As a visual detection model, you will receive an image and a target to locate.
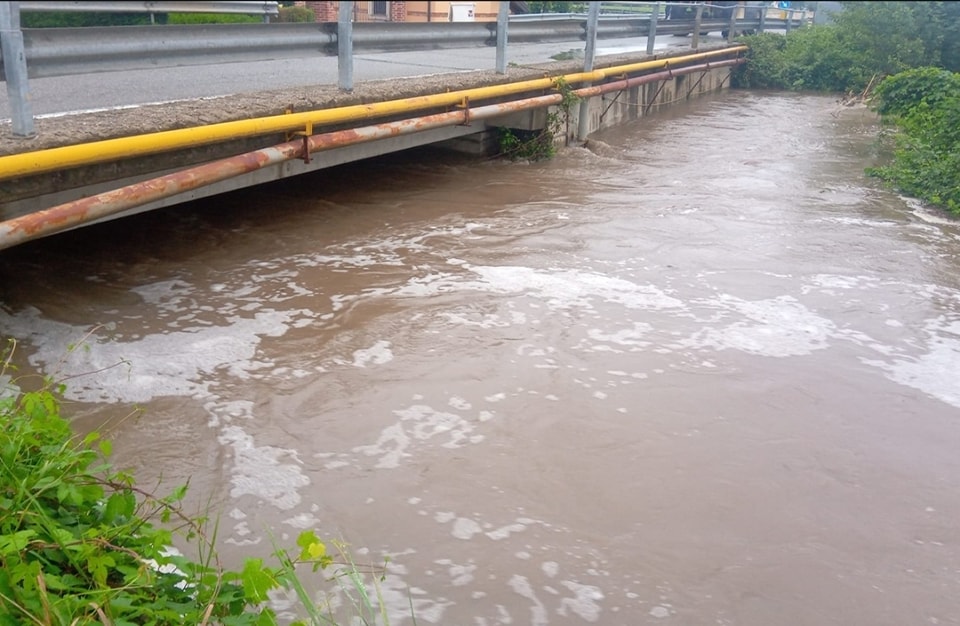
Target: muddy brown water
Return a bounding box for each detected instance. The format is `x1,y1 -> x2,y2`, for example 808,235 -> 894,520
2,90 -> 960,625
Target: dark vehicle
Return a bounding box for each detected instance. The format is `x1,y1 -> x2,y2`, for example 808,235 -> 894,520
666,1 -> 763,37
665,0 -> 737,21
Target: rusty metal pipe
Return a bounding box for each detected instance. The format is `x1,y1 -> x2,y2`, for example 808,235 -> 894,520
0,58 -> 743,251
0,46 -> 747,183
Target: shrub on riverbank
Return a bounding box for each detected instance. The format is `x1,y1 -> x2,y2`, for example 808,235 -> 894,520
867,68 -> 960,214
0,348 -> 389,625
732,1 -> 960,91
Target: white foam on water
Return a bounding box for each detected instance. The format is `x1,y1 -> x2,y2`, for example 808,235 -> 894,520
817,216 -> 901,229
558,580 -> 604,622
541,561 -> 559,578
679,295 -> 835,357
485,522 -> 528,541
283,512 -> 321,529
452,517 -> 483,540
586,323 -> 654,349
863,316 -> 960,409
434,559 -> 477,586
352,340 -> 394,368
0,298 -> 317,526
469,266 -> 684,312
369,561 -> 455,625
373,264 -> 682,315
806,274 -> 877,291
217,424 -> 308,510
439,311 -> 512,329
351,404 -> 483,469
907,197 -> 960,228
0,374 -> 18,404
0,306 -> 297,403
508,575 -> 548,626
449,396 -> 472,410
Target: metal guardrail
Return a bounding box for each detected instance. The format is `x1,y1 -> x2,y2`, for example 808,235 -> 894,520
4,16 -> 792,79
0,0 -> 807,137
17,1 -> 279,16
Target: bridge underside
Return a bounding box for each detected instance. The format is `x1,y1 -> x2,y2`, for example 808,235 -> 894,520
2,123 -> 491,230
0,46 -> 740,248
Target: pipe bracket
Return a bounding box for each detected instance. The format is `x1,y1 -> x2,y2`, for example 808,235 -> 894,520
456,96 -> 471,126
291,121 -> 314,163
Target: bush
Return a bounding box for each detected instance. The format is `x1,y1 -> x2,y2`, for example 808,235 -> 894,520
21,11 -> 156,27
868,68 -> 960,214
277,6 -> 316,23
870,66 -> 960,116
731,33 -> 786,89
777,25 -> 867,91
734,2 -> 958,93
167,13 -> 262,24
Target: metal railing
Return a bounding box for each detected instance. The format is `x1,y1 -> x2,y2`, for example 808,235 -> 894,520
18,1 -> 279,18
0,1 -> 808,138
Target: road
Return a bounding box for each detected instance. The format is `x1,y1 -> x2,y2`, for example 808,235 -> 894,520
1,33 -> 723,120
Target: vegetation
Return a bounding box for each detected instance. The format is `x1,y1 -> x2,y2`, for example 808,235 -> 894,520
732,1 -> 960,214
526,2 -> 587,13
868,68 -> 960,213
498,78 -> 580,161
0,341 -> 394,625
166,14 -> 262,25
21,11 -> 262,27
733,2 -> 959,92
277,7 -> 317,24
21,12 -> 157,27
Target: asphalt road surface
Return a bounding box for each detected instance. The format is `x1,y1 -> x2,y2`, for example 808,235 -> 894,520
1,34 -> 720,120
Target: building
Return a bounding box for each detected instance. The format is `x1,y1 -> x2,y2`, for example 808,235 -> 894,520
295,2 -> 514,23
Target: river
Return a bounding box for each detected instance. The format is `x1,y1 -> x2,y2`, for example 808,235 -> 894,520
2,90 -> 959,625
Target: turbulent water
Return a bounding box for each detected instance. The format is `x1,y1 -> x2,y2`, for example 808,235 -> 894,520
2,90 -> 960,625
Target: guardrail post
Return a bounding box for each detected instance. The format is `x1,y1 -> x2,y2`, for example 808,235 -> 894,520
577,2 -> 600,142
0,1 -> 35,138
338,0 -> 354,92
785,8 -> 793,32
691,1 -> 704,49
758,5 -> 767,32
726,2 -> 738,42
582,1 -> 599,72
646,2 -> 659,55
495,1 -> 509,74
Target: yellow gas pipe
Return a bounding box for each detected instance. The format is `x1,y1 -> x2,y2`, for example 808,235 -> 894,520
0,47 -> 745,182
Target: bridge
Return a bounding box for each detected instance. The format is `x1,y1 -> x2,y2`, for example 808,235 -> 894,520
0,2 -> 808,251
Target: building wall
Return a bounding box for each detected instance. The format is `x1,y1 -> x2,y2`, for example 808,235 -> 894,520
405,2 -> 502,22
295,1 -> 502,23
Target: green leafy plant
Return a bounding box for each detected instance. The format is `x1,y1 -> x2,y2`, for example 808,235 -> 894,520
867,68 -> 960,214
166,13 -> 262,24
870,66 -> 960,116
733,1 -> 960,92
498,77 -> 580,161
277,7 -> 316,23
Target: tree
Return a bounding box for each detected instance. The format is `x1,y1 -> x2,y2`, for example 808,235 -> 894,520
527,1 -> 587,13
